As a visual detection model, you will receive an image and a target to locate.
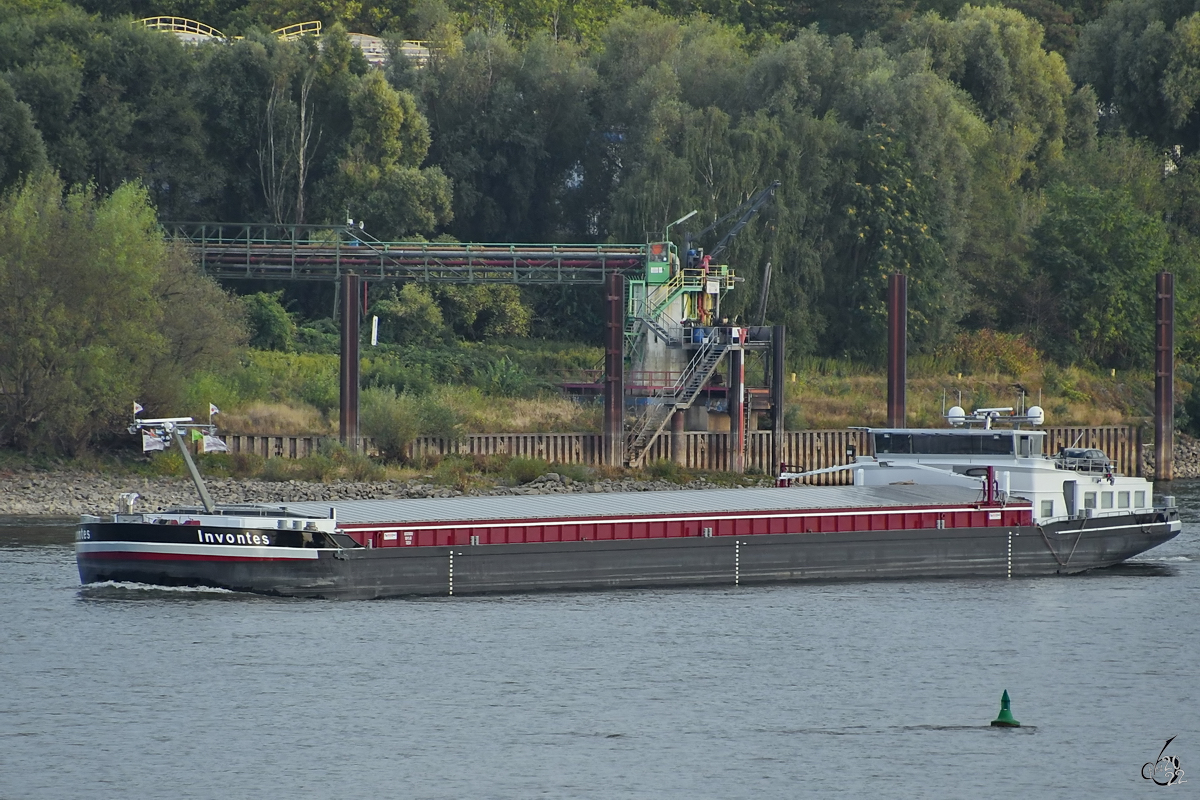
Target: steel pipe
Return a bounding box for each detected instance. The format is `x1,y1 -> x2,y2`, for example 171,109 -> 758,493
887,274 -> 907,428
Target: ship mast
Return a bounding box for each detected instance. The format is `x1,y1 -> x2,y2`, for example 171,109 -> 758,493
131,416 -> 217,513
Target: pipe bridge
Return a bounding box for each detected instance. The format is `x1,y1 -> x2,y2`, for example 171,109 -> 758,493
165,223 -> 648,285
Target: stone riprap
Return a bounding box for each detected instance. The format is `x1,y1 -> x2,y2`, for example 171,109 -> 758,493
0,471 -> 765,517
7,434 -> 1198,518
1142,435 -> 1200,479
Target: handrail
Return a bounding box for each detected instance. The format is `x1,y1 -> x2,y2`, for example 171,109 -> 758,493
138,16 -> 225,38
274,21 -> 322,40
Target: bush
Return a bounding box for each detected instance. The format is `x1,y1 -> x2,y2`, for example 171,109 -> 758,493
431,454 -> 478,490
551,462 -> 591,482
229,452 -> 264,478
294,453 -> 337,482
504,457 -> 548,484
373,284 -> 446,345
363,358 -> 435,396
415,395 -> 463,441
940,330 -> 1040,376
298,370 -> 340,414
646,459 -> 682,482
260,457 -> 294,482
360,386 -> 419,462
150,448 -> 186,476
242,291 -> 296,351
476,355 -> 542,397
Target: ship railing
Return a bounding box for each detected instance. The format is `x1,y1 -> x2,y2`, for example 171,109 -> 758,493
1053,458 -> 1113,475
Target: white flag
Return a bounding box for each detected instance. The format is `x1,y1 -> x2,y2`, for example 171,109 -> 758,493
209,403 -> 220,417
202,435 -> 228,453
142,432 -> 165,452
133,401 -> 144,415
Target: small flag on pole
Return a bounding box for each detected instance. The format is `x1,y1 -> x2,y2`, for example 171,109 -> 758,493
209,403 -> 220,418
133,401 -> 144,415
190,428 -> 203,443
141,432 -> 165,452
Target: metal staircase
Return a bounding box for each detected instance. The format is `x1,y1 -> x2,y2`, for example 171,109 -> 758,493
626,335 -> 729,466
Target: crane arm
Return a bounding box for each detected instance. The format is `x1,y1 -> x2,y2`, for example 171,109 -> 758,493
685,180 -> 779,262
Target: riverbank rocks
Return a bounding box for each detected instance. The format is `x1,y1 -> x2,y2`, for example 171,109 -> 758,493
0,469 -> 772,517
1142,434 -> 1200,479
8,434 -> 1197,518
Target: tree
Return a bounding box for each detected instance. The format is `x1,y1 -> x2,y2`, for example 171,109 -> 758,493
896,6 -> 1078,185
0,9 -> 210,215
0,175 -> 246,453
1069,0 -> 1200,151
1030,183 -> 1167,367
0,78 -> 46,193
416,29 -> 595,242
373,283 -> 446,344
316,68 -> 452,237
242,290 -> 296,349
433,284 -> 532,339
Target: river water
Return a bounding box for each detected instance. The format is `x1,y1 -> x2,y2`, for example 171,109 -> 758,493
2,485 -> 1198,799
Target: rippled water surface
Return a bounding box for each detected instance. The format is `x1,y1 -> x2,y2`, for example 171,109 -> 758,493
2,485 -> 1199,799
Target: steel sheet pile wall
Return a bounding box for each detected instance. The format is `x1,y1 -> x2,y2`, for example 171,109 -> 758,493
1041,426 -> 1142,477
779,430 -> 872,485
220,426 -> 1140,476
414,433 -> 603,464
223,435 -> 323,459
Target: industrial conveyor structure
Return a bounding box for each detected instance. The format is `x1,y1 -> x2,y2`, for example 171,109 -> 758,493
165,223 -> 646,284
168,191 -> 785,470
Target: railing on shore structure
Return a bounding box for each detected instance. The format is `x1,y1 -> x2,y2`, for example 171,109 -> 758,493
217,426 -> 1144,483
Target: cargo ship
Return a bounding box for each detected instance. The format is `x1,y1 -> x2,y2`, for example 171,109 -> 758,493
75,408 -> 1180,598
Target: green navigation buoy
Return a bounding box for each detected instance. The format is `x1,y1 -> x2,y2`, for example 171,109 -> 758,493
990,689 -> 1020,727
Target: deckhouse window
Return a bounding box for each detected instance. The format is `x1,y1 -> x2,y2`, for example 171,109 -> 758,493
873,432 -> 1015,455
1083,492 -> 1097,509
1118,491 -> 1130,509
1040,499 -> 1054,517
1101,492 -> 1113,509
1135,491 -> 1146,508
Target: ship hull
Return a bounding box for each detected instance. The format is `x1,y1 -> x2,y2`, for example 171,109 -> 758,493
76,513 -> 1180,599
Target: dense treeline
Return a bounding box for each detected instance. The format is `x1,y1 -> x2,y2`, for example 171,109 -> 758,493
3,0 -> 1200,392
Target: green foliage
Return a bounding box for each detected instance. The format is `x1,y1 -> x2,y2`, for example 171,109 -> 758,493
372,283 -> 445,345
7,0 -> 1200,396
150,447 -> 186,476
364,356 -> 436,395
242,291 -> 296,351
433,284 -> 532,340
359,384 -> 418,461
940,330 -> 1042,376
503,455 -> 549,483
0,78 -> 45,193
0,174 -> 243,454
1031,183 -> 1167,367
645,458 -> 682,482
1072,1 -> 1197,146
477,355 -> 542,396
415,395 -> 463,440
316,68 -> 453,238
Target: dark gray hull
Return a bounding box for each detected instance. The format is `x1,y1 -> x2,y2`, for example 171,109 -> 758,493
77,515 -> 1180,599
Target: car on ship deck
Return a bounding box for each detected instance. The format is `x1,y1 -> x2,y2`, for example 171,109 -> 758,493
1054,447 -> 1113,474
